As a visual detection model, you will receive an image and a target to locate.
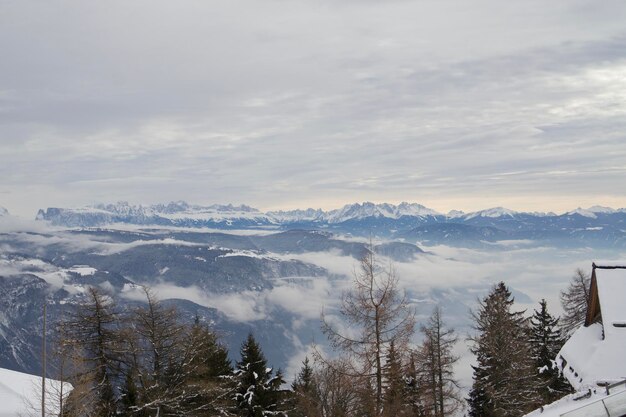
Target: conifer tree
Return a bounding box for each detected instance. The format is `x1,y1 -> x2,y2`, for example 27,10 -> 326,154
290,357 -> 318,417
382,341 -> 405,417
468,282 -> 541,417
234,333 -> 286,417
404,353 -> 426,417
529,299 -> 571,402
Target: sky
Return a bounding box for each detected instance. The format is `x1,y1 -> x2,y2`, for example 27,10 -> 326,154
1,0 -> 626,217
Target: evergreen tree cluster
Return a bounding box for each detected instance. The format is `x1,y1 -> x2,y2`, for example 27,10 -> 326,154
467,282 -> 571,417
55,287 -> 287,417
44,263 -> 582,417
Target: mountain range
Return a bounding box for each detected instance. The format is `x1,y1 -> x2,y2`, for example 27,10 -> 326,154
34,201 -> 626,248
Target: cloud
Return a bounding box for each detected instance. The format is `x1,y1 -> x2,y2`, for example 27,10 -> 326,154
122,283 -> 268,322
1,1 -> 626,216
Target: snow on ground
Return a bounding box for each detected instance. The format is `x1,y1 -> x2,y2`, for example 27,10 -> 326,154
68,265 -> 97,276
0,367 -> 71,417
217,249 -> 273,259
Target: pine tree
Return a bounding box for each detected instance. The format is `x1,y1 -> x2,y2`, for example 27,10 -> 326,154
382,341 -> 405,417
189,317 -> 233,381
466,365 -> 492,417
468,282 -> 541,417
401,353 -> 425,417
529,299 -> 571,402
290,357 -> 318,417
183,318 -> 236,416
234,333 -> 286,417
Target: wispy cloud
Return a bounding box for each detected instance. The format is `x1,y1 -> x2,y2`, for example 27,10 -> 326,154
1,1 -> 625,215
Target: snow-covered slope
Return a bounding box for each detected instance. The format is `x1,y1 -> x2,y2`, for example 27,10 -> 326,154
0,367 -> 71,417
462,207 -> 519,219
267,208 -> 325,223
34,202 -> 626,248
324,202 -> 441,223
566,207 -> 598,218
37,201 -> 276,228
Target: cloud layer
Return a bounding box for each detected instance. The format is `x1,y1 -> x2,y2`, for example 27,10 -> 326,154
1,1 -> 626,216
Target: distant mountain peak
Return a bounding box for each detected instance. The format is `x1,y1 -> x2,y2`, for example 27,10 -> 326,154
566,208 -> 598,219
463,207 -> 518,219
587,205 -> 616,214
34,201 -> 626,231
325,202 -> 441,223
447,210 -> 465,218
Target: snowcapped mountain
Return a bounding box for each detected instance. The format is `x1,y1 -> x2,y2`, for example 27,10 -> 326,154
587,205 -> 617,214
324,202 -> 441,223
566,207 -> 599,218
267,208 -> 326,223
269,202 -> 441,224
446,210 -> 465,218
37,201 -> 275,228
462,207 -> 519,220
37,201 -> 444,229
34,202 -> 626,248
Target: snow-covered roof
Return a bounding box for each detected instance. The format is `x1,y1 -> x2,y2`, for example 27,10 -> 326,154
593,264 -> 626,338
524,383 -> 626,417
556,262 -> 626,391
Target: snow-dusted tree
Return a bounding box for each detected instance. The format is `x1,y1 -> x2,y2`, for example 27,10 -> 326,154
62,287 -> 123,417
234,333 -> 286,417
178,318 -> 236,416
417,306 -> 462,417
468,282 -> 541,417
321,246 -> 415,415
404,353 -> 427,417
529,299 -> 571,402
559,268 -> 591,336
127,289 -> 235,416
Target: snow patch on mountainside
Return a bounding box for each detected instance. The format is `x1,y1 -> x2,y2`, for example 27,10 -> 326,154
463,207 -> 518,219
68,265 -> 97,276
566,207 -> 598,218
35,201 -> 626,233
267,208 -> 325,223
325,202 -> 441,223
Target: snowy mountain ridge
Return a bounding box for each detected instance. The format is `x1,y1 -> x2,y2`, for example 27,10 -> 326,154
35,201 -> 626,249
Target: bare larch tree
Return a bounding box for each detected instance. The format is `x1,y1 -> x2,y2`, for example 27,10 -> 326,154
321,245 -> 415,416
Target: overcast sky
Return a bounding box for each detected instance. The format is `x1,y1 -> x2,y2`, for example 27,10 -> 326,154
1,0 -> 626,217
